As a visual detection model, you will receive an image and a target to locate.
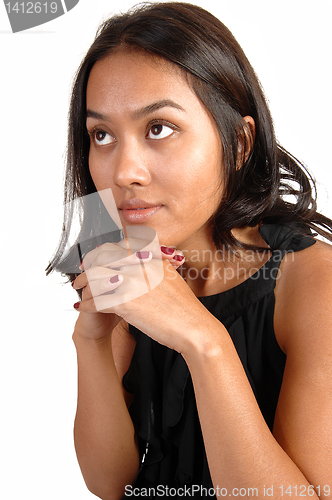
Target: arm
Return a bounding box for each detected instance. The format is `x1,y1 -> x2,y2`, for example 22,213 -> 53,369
71,243 -> 182,499
273,242 -> 332,493
181,242 -> 332,498
73,317 -> 139,500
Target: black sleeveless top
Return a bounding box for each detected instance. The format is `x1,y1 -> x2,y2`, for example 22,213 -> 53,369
123,224 -> 315,497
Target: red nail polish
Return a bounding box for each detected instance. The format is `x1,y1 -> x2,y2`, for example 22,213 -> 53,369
161,246 -> 175,255
110,275 -> 120,284
174,254 -> 185,262
73,302 -> 80,310
136,251 -> 150,259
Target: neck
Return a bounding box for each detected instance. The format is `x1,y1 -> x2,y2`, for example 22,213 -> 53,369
177,226 -> 271,297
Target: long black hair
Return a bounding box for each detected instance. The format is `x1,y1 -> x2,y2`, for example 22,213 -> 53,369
46,1 -> 332,277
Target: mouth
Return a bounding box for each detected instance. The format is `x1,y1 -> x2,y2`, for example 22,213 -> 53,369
118,198 -> 163,223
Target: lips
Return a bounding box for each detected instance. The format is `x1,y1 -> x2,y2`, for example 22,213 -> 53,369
118,198 -> 163,223
119,198 -> 160,210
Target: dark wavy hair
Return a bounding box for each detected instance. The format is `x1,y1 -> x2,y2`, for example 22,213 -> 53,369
46,1 -> 332,277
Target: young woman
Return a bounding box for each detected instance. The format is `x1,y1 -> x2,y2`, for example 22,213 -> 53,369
47,2 -> 332,499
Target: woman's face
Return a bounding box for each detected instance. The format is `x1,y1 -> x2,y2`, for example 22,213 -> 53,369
86,50 -> 223,249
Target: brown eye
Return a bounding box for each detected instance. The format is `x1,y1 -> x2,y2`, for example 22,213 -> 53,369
151,125 -> 163,136
147,124 -> 174,140
92,129 -> 114,146
96,131 -> 106,141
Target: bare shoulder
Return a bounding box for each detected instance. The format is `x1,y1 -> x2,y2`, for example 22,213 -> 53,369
274,238 -> 332,353
276,238 -> 332,291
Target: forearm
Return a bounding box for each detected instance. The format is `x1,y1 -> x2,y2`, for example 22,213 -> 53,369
73,331 -> 139,500
182,319 -> 318,499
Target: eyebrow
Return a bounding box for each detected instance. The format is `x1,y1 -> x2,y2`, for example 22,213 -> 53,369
86,99 -> 186,122
86,110 -> 107,120
132,99 -> 186,119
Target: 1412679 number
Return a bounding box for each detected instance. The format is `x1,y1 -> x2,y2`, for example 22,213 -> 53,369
5,2 -> 58,14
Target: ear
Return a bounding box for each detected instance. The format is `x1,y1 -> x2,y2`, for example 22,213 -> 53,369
236,116 -> 256,170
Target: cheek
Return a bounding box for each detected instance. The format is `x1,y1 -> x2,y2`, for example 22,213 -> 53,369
174,136 -> 223,191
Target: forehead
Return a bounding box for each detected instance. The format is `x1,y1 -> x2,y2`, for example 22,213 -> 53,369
86,50 -> 199,113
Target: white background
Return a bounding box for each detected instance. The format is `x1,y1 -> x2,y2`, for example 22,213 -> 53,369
1,1 -> 331,498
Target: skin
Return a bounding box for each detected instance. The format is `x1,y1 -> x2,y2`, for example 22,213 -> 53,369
72,50 -> 332,499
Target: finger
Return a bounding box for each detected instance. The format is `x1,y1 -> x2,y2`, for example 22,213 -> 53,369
103,250 -> 153,269
73,293 -> 118,314
170,250 -> 185,269
81,274 -> 123,301
160,246 -> 176,259
72,271 -> 89,290
81,248 -> 153,271
74,297 -> 97,313
172,250 -> 185,261
160,246 -> 185,269
80,237 -> 157,270
109,237 -> 164,261
80,243 -> 127,270
73,266 -> 122,290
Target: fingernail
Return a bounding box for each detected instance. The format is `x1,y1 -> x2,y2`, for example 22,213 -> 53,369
136,251 -> 150,259
71,280 -> 75,288
96,244 -> 102,248
161,246 -> 175,255
79,261 -> 84,270
73,302 -> 80,310
173,254 -> 185,262
110,275 -> 120,284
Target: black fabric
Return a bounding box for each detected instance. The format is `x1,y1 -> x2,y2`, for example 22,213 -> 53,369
122,224 -> 316,497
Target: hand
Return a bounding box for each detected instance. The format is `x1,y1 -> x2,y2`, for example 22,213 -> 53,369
79,242 -> 185,272
79,224 -> 185,271
72,236 -> 185,342
73,246 -> 214,354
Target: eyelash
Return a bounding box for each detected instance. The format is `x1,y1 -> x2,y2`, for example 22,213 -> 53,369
87,118 -> 179,146
87,127 -> 114,145
147,119 -> 179,136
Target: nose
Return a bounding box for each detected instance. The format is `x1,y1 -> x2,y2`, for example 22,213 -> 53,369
113,139 -> 151,188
